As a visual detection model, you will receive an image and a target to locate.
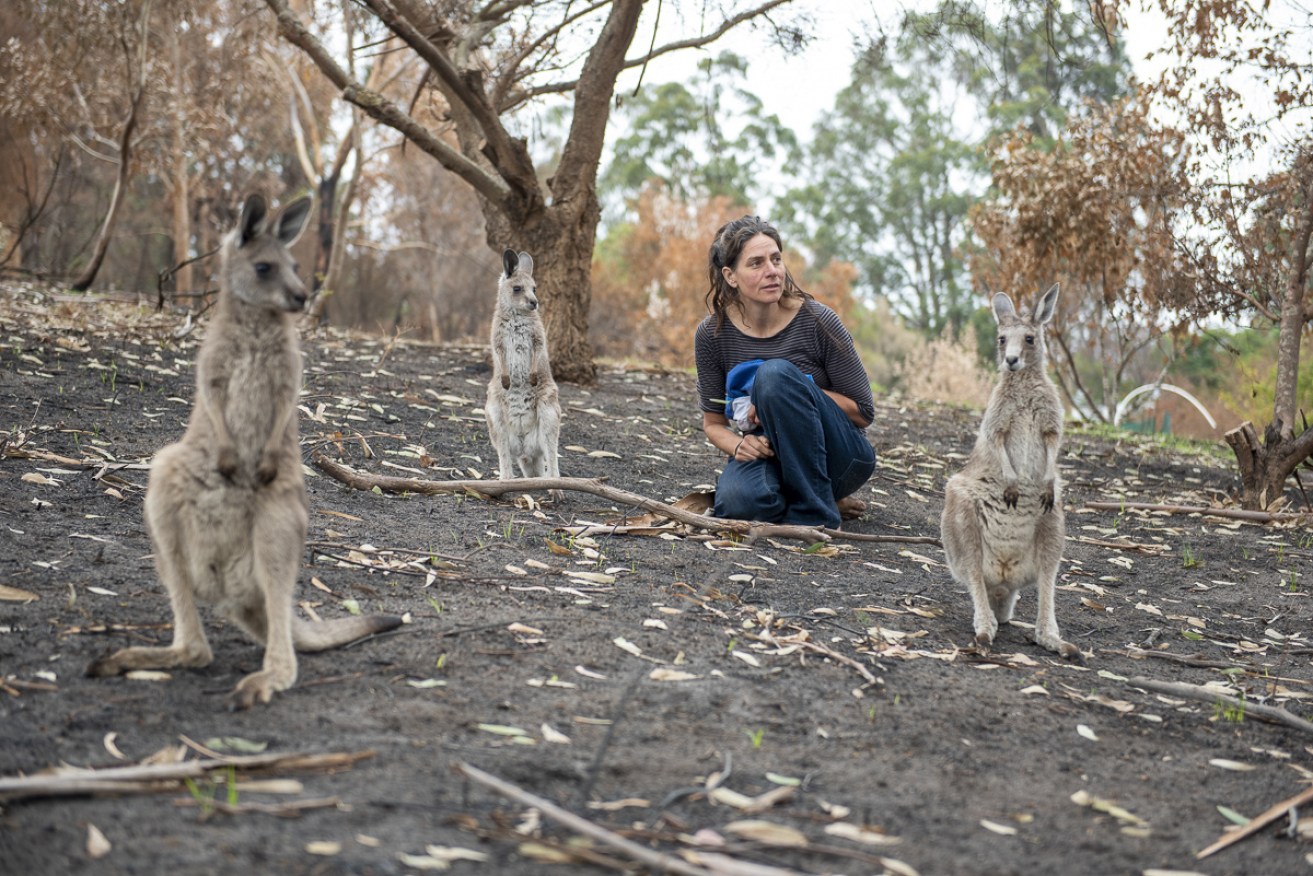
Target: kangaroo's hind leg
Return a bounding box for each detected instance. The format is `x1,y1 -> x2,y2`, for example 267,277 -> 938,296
485,391 -> 517,481
941,480 -> 997,652
226,492 -> 307,709
87,454 -> 214,677
532,399 -> 564,500
1032,510 -> 1081,661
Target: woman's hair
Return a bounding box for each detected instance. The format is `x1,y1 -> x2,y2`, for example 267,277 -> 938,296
705,215 -> 811,331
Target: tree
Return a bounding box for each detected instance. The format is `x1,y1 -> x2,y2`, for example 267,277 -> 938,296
262,0 -> 806,384
903,0 -> 1130,146
600,51 -> 797,214
780,1 -> 1129,340
1109,0 -> 1313,509
780,43 -> 980,336
969,96 -> 1193,423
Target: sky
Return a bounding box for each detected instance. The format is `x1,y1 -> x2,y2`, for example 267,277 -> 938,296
615,2 -> 1171,140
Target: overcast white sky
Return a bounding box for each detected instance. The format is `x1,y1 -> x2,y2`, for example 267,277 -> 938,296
614,2 -> 1170,140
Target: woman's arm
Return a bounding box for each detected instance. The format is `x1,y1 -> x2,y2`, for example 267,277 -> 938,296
823,389 -> 871,429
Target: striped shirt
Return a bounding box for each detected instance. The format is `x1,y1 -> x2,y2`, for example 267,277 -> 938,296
695,300 -> 875,426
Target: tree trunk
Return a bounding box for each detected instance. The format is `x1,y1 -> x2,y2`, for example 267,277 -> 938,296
1225,421 -> 1313,511
169,30 -> 192,297
1226,156 -> 1313,510
71,95 -> 141,292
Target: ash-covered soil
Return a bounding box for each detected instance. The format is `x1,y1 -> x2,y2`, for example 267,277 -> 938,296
1,283 -> 1311,876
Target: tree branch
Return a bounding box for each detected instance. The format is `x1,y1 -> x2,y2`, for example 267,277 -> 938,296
359,0 -> 535,197
517,0 -> 798,101
310,452 -> 941,547
261,0 -> 511,208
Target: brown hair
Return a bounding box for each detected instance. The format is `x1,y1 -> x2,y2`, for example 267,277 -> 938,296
705,215 -> 811,331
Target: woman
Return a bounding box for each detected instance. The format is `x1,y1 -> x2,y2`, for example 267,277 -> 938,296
695,215 -> 876,529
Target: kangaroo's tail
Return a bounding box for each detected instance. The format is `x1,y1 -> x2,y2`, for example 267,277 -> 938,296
293,614 -> 403,652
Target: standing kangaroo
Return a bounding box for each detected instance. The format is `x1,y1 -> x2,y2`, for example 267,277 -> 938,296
940,284 -> 1080,660
88,193 -> 401,709
485,248 -> 562,493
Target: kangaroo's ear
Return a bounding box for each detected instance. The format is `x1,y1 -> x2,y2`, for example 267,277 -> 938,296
238,194 -> 268,246
1036,283 -> 1059,324
517,251 -> 533,277
991,293 -> 1015,323
502,248 -> 518,278
274,196 -> 314,247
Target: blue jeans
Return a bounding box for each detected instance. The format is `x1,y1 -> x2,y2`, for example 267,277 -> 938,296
713,359 -> 876,528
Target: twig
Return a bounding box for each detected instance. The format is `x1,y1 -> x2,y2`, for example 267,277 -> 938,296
1069,536 -> 1168,553
312,452 -> 941,546
1085,501 -> 1310,523
453,761 -> 804,876
1126,676 -> 1313,735
173,795 -> 343,818
1102,648 -> 1252,670
0,749 -> 375,802
575,666 -> 645,808
1197,784 -> 1313,859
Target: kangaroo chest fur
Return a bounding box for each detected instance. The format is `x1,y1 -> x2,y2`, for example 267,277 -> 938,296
493,311 -> 550,416
195,309 -> 301,473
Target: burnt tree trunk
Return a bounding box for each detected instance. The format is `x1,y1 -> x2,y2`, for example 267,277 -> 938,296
71,86 -> 144,292
1225,420 -> 1313,511
1224,160 -> 1313,510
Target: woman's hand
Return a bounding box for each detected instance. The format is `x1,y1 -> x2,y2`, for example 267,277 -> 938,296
732,432 -> 772,461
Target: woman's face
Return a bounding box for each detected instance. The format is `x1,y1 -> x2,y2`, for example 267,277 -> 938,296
723,233 -> 784,306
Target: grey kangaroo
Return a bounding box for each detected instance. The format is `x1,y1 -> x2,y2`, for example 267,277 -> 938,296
940,284 -> 1080,660
88,193 -> 400,708
484,248 -> 562,493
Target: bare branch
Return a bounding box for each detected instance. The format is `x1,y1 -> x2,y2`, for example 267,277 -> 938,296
261,0 -> 512,208
517,0 -> 797,101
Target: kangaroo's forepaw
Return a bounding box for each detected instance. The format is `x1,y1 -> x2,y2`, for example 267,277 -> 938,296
1003,484 -> 1019,508
216,446 -> 238,478
255,453 -> 278,486
1041,485 -> 1055,513
529,371 -> 540,386
973,632 -> 994,655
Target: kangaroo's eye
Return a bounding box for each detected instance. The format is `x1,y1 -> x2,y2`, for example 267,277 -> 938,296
512,285 -> 523,294
254,262 -> 272,276
997,336 -> 1006,346
1025,335 -> 1035,345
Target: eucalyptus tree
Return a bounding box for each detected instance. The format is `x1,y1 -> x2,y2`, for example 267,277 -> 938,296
262,0 -> 806,383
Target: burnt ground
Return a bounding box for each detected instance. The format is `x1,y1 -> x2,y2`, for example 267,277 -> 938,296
1,281 -> 1311,876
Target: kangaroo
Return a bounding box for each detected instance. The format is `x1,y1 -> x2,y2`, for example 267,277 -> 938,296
940,284 -> 1080,660
484,248 -> 562,495
88,193 -> 401,709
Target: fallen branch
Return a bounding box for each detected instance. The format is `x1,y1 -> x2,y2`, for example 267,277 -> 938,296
1126,676 -> 1313,735
173,795 -> 344,819
1196,784 -> 1313,859
1084,501 -> 1310,524
312,452 -> 942,547
1069,536 -> 1167,553
1102,648 -> 1253,670
0,749 -> 375,802
453,761 -> 806,876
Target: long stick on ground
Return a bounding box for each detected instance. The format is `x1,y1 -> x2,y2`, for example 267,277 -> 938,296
312,452 -> 942,547
1196,784 -> 1313,859
0,750 -> 375,802
1126,676 -> 1313,735
453,761 -> 805,876
1085,501 -> 1310,523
